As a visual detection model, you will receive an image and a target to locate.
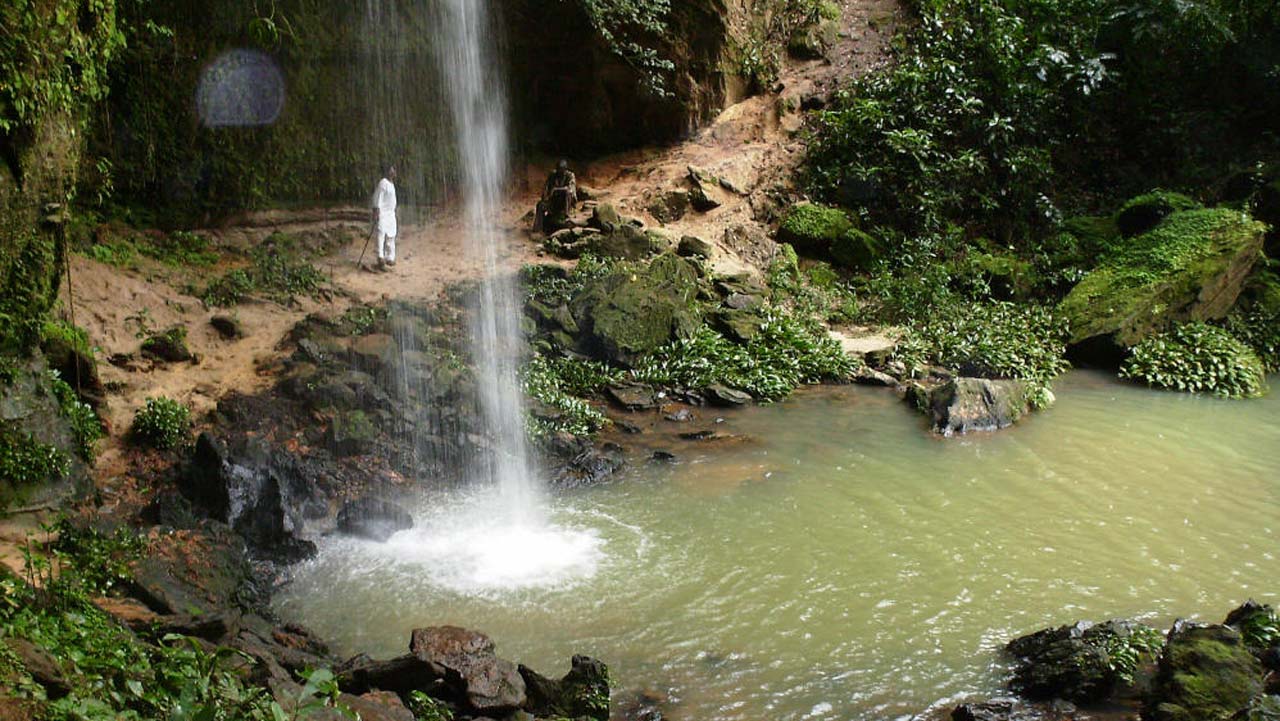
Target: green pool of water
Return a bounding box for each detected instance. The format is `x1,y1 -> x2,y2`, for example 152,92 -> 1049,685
274,371 -> 1280,720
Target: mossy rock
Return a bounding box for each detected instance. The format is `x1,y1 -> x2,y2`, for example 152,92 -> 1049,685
778,203 -> 855,255
960,250 -> 1037,300
141,326 -> 193,363
1116,191 -> 1203,238
1059,208 -> 1267,347
831,228 -> 882,272
1061,215 -> 1121,259
1149,623 -> 1264,721
571,254 -> 703,366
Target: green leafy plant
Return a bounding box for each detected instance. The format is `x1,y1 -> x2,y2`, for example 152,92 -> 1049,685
522,357 -> 614,438
1101,625 -> 1164,685
202,234 -> 326,308
47,371 -> 104,462
0,423 -> 69,489
407,690 -> 454,721
577,0 -> 675,97
132,396 -> 193,449
50,519 -> 146,596
1120,322 -> 1268,398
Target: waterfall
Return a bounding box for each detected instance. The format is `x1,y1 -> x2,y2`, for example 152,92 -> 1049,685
429,0 -> 544,523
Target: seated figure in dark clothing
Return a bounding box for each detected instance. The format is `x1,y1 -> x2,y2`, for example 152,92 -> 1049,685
534,159 -> 578,233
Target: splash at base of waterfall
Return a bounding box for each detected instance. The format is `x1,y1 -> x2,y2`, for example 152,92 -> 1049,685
357,490 -> 604,597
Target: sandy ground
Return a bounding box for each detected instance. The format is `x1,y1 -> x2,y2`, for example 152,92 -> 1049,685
47,0 -> 900,490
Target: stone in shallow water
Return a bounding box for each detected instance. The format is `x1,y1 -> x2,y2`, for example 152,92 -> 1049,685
336,497 -> 413,542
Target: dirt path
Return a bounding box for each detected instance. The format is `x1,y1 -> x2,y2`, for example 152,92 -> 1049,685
55,0 -> 900,487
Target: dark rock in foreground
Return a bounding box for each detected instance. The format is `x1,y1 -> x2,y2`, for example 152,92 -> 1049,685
1006,619 -> 1157,704
911,377 -> 1037,436
410,626 -> 527,714
1148,622 -> 1263,721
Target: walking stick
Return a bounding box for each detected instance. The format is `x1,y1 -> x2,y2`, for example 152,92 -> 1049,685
357,222 -> 376,269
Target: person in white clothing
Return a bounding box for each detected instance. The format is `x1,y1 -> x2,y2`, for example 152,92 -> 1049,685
371,165 -> 398,270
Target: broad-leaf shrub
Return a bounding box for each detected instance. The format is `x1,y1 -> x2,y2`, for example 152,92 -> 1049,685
1120,322 -> 1267,398
132,396 -> 192,449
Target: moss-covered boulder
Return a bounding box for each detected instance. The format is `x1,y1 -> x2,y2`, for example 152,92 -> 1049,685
1149,623 -> 1264,721
571,254 -> 703,366
918,377 -> 1036,436
1007,619 -> 1161,704
831,228 -> 882,272
778,203 -> 855,255
1116,191 -> 1202,238
1058,209 -> 1267,353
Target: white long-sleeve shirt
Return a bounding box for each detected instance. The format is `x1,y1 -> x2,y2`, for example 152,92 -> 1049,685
372,177 -> 397,238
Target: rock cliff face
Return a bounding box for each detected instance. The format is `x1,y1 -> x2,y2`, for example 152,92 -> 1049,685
506,0 -> 734,154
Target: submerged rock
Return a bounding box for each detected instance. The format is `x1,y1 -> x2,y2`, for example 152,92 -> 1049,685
335,498 -> 413,542
951,698 -> 1079,721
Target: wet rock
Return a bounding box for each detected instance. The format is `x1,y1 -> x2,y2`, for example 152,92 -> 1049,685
326,409 -> 380,457
1007,619 -> 1157,704
210,315 -> 244,340
127,521 -> 257,618
705,384 -> 752,407
409,626 -> 527,714
349,333 -> 397,375
181,434 -> 317,562
1149,622 -> 1263,721
651,450 -> 676,462
520,655 -> 610,721
548,436 -> 626,488
336,498 -> 414,542
5,638 -> 69,699
854,368 -> 898,386
951,697 -> 1079,721
664,408 -> 693,422
606,384 -> 657,411
924,378 -> 1032,436
336,654 -> 445,696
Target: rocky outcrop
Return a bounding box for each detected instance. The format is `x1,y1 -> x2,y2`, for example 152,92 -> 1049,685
1006,619 -> 1158,703
571,253 -> 704,366
910,377 -> 1035,436
409,626 -> 527,714
520,655 -> 611,721
1149,622 -> 1264,721
506,0 -> 732,153
1059,208 -> 1266,361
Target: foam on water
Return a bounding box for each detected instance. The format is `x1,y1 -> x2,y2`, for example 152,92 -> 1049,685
378,492 -> 605,595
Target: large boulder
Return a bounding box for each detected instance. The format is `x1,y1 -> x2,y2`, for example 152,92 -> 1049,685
1006,619 -> 1158,703
409,626 -> 527,715
571,254 -> 703,366
1115,191 -> 1202,238
1148,622 -> 1264,721
917,378 -> 1034,436
777,202 -> 855,256
336,498 -> 414,542
1059,209 -> 1266,359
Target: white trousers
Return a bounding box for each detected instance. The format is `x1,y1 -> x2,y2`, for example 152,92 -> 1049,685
377,232 -> 396,262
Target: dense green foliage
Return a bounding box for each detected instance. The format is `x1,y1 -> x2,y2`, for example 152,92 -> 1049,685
131,396 -> 191,449
522,357 -> 617,438
892,302 -> 1071,385
0,527 -> 350,721
806,0 -> 1280,246
578,0 -> 675,96
1101,625 -> 1165,686
1120,322 -> 1268,398
632,314 -> 854,400
0,0 -> 125,134
202,234 -> 326,307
